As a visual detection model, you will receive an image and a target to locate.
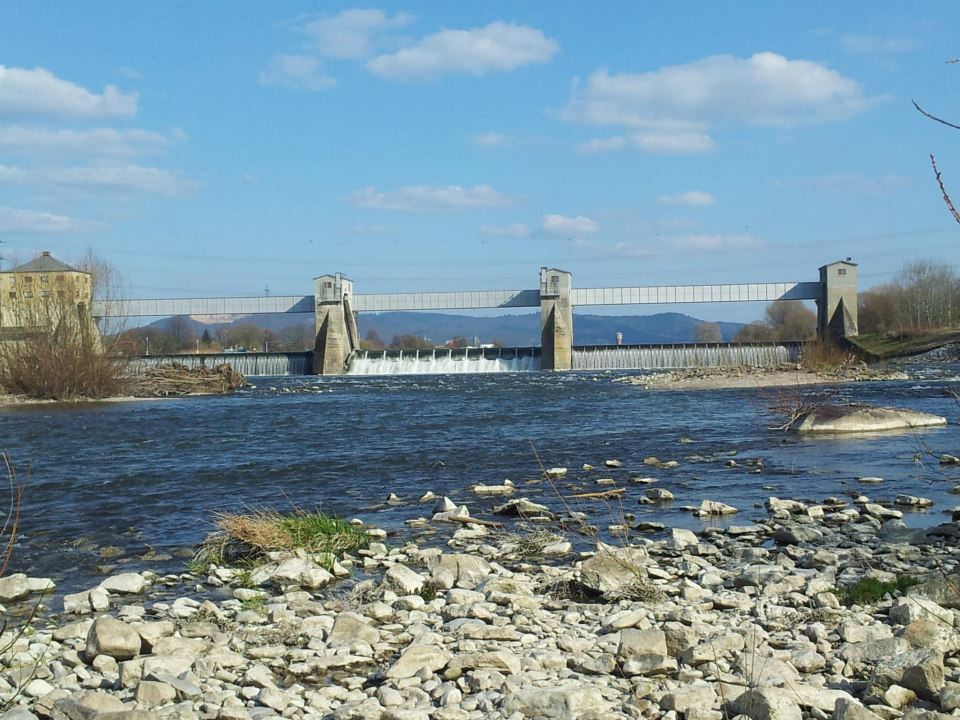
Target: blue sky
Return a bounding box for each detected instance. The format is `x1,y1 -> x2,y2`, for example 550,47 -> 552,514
1,1 -> 958,321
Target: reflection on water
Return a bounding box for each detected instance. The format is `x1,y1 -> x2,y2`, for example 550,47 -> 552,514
1,366 -> 958,593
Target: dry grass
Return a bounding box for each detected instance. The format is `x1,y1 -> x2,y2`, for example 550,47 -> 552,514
191,507 -> 370,574
798,340 -> 856,370
0,301 -> 128,400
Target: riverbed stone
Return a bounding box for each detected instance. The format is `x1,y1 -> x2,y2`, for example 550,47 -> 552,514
99,572 -> 148,594
735,688 -> 802,720
63,587 -> 110,614
385,644 -> 451,679
502,684 -> 607,720
384,564 -> 426,595
696,499 -> 738,516
790,406 -> 947,433
328,611 -> 380,646
85,614 -> 142,661
0,574 -> 30,602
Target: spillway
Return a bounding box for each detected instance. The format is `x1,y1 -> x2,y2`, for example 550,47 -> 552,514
130,352 -> 312,376
572,343 -> 799,370
348,348 -> 540,375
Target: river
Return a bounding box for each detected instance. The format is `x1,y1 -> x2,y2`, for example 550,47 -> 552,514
2,367 -> 959,595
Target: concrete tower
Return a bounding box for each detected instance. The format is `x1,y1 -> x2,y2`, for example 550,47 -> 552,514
540,267 -> 573,371
817,259 -> 858,340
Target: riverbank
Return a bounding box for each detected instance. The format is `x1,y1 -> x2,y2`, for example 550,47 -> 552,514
616,365 -> 911,391
2,486 -> 959,720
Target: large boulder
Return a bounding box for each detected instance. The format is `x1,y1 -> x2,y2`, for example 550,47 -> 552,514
85,615 -> 142,661
0,574 -> 31,602
385,643 -> 451,679
577,543 -> 654,599
502,684 -> 608,720
789,406 -> 946,433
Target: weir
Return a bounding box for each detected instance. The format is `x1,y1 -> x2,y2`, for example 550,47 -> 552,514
572,343 -> 801,371
94,258 -> 859,375
130,352 -> 312,376
348,347 -> 540,375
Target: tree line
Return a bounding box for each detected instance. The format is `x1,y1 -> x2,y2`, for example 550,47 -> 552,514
695,301 -> 817,344
858,259 -> 960,334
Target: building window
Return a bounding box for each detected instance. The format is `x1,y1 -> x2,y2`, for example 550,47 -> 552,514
23,291 -> 32,299
40,275 -> 49,284
837,268 -> 847,276
24,275 -> 33,283
41,290 -> 50,298
7,292 -> 14,300
57,290 -> 65,298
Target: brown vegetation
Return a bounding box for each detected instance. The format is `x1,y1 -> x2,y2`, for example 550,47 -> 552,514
0,299 -> 129,400
859,260 -> 960,334
133,362 -> 245,397
732,300 -> 816,342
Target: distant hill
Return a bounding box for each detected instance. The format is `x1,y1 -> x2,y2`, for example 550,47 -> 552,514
145,311 -> 744,346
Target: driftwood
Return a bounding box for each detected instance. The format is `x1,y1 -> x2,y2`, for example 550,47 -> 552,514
568,488 -> 626,500
446,515 -> 503,528
134,362 -> 246,397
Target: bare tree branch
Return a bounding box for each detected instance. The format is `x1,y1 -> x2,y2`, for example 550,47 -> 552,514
931,154 -> 960,226
913,100 -> 960,131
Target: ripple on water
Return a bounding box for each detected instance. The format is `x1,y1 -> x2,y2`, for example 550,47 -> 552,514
1,367 -> 959,594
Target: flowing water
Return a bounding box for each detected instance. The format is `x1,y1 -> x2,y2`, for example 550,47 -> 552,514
349,348 -> 540,375
2,366 -> 960,595
572,344 -> 798,370
131,352 -> 312,376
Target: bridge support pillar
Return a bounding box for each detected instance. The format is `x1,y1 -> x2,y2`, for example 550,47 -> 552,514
540,268 -> 573,371
816,260 -> 858,341
313,273 -> 358,375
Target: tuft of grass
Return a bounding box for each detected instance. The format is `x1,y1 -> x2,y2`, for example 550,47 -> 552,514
190,507 -> 369,574
216,508 -> 369,556
835,575 -> 920,606
238,596 -> 265,614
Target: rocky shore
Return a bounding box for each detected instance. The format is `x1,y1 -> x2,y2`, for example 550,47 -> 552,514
617,366 -> 911,391
3,488 -> 960,720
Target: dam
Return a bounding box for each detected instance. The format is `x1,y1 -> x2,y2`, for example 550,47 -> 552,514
129,342 -> 802,377
99,260 -> 858,374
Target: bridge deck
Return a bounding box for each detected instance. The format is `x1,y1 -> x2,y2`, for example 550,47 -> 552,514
93,282 -> 820,317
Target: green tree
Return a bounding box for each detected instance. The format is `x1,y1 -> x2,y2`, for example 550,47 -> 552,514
201,328 -> 212,347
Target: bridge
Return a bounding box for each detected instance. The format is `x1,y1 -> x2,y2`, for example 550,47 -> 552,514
93,260 -> 858,374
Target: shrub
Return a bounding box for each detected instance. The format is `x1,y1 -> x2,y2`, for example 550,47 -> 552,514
835,575 -> 920,606
0,299 -> 128,400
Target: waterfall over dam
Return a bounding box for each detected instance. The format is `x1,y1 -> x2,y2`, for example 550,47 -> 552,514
126,343 -> 801,377
572,343 -> 801,370
348,348 -> 540,375
130,352 -> 312,377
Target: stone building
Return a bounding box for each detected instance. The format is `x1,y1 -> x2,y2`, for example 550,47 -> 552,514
0,251 -> 98,345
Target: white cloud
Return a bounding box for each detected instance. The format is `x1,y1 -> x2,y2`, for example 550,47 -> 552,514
258,54 -> 335,91
670,234 -> 759,250
837,33 -> 919,54
471,132 -> 514,147
0,125 -> 177,157
0,66 -> 137,118
576,136 -> 628,153
0,163 -> 199,196
658,191 -> 716,206
367,22 -> 559,80
302,9 -> 413,59
480,222 -> 530,238
542,214 -> 599,236
345,184 -> 515,212
0,205 -> 104,233
564,52 -> 876,153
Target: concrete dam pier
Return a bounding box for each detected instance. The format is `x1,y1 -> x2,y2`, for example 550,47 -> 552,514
96,260 -> 858,375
